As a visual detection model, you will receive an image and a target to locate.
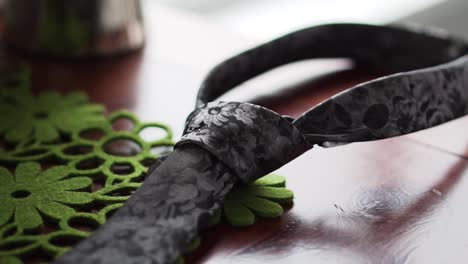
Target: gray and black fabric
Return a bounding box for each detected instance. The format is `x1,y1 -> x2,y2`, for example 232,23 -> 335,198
56,23 -> 468,264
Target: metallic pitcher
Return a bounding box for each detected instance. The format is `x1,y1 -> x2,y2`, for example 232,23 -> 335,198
4,0 -> 145,57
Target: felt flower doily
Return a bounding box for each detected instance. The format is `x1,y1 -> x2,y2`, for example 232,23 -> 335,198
0,70 -> 294,263
0,163 -> 93,230
0,65 -> 105,145
223,174 -> 293,226
1,91 -> 106,143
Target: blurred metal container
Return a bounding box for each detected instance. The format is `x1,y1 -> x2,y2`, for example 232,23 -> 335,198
4,0 -> 145,57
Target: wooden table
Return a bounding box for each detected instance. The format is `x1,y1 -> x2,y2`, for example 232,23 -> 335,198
8,2 -> 468,263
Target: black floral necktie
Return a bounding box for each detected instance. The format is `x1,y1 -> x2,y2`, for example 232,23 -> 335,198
56,23 -> 468,264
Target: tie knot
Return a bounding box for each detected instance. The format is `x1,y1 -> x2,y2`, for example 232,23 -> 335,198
176,101 -> 311,183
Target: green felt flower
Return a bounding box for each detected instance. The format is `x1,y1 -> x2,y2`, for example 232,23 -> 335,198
223,174 -> 294,226
0,91 -> 106,143
0,162 -> 93,230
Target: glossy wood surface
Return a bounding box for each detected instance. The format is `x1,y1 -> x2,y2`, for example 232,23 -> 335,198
5,2 -> 468,263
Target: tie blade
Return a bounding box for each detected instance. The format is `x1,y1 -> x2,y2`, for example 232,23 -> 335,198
294,55 -> 468,147
56,145 -> 236,264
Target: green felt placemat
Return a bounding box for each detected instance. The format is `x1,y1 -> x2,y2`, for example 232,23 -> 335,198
0,66 -> 294,263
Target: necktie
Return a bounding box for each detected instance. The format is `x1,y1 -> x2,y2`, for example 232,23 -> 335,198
56,23 -> 468,264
